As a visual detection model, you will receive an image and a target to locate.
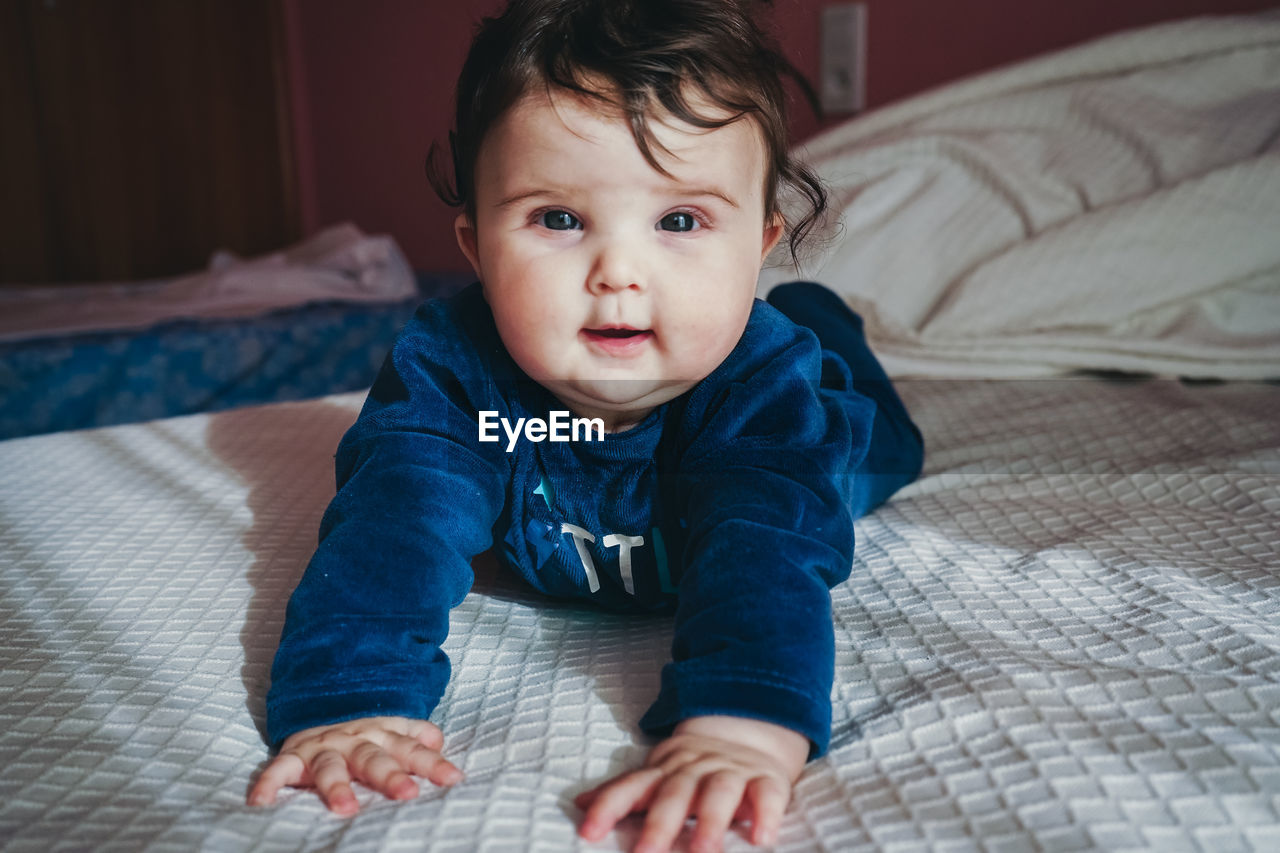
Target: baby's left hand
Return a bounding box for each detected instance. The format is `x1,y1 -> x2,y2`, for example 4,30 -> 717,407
575,715 -> 809,852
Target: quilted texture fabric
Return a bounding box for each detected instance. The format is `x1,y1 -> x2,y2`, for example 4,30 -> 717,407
1,378 -> 1277,851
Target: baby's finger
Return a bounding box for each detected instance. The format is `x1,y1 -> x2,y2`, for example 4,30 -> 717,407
248,753 -> 307,806
690,771 -> 748,853
745,776 -> 790,846
395,737 -> 464,787
578,767 -> 665,842
573,786 -> 600,811
401,718 -> 446,751
309,749 -> 362,816
425,758 -> 464,787
574,774 -> 659,813
349,740 -> 419,801
635,771 -> 701,853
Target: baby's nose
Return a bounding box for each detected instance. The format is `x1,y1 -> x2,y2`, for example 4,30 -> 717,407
588,239 -> 646,293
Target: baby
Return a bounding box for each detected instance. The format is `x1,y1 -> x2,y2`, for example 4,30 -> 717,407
249,1 -> 924,850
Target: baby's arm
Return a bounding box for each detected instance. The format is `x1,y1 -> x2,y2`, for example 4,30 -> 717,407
576,716 -> 808,852
579,312 -> 865,849
258,291 -> 507,809
249,716 -> 463,815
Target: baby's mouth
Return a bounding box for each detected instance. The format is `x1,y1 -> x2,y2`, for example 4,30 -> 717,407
589,328 -> 647,338
581,326 -> 654,354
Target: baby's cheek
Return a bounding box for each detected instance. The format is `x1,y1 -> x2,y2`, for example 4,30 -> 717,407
676,330 -> 741,380
494,320 -> 556,379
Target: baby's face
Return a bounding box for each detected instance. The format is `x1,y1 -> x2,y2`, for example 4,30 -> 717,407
456,88 -> 782,431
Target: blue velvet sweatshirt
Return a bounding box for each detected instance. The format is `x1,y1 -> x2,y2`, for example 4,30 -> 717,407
266,282 -> 920,757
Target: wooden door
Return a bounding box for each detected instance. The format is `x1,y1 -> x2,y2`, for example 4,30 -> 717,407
0,0 -> 300,283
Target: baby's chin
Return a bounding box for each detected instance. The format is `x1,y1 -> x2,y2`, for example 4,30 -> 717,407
544,377 -> 697,432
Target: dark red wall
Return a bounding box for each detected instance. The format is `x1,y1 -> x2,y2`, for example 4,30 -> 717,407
283,0 -> 1278,273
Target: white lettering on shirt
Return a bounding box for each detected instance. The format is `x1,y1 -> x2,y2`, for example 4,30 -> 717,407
559,526 -> 653,597
560,523 -> 600,592
602,533 -> 644,595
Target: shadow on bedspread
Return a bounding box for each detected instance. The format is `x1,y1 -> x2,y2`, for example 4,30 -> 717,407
206,400 -> 361,739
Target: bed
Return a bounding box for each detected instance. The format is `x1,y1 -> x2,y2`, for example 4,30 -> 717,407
1,11 -> 1277,853
0,224 -> 472,441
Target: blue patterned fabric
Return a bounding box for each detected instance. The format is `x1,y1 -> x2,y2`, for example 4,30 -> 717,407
0,273 -> 473,441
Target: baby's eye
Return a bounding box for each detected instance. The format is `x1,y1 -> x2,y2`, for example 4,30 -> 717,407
539,210 -> 581,231
658,212 -> 700,233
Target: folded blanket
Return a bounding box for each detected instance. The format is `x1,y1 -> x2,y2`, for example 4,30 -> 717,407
0,223 -> 417,343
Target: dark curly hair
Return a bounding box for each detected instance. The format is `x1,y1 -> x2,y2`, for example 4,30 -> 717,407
428,0 -> 827,266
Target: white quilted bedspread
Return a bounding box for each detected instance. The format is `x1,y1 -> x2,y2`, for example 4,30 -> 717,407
1,378 -> 1277,851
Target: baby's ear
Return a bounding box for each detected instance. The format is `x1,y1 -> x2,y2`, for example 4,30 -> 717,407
455,214 -> 482,278
760,212 -> 785,263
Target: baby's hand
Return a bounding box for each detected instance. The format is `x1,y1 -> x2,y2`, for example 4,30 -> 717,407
247,716 -> 463,816
575,716 -> 809,853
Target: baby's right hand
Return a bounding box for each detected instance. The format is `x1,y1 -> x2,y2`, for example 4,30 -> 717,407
247,716 -> 463,816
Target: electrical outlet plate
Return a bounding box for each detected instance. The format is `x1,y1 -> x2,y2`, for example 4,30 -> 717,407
820,3 -> 867,115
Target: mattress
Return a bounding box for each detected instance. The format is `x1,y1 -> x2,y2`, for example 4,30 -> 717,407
2,376 -> 1276,851
0,222 -> 474,440
0,270 -> 474,441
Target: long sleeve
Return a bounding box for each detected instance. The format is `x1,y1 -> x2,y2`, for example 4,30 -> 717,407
265,286 -> 509,748
639,304 -> 863,758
